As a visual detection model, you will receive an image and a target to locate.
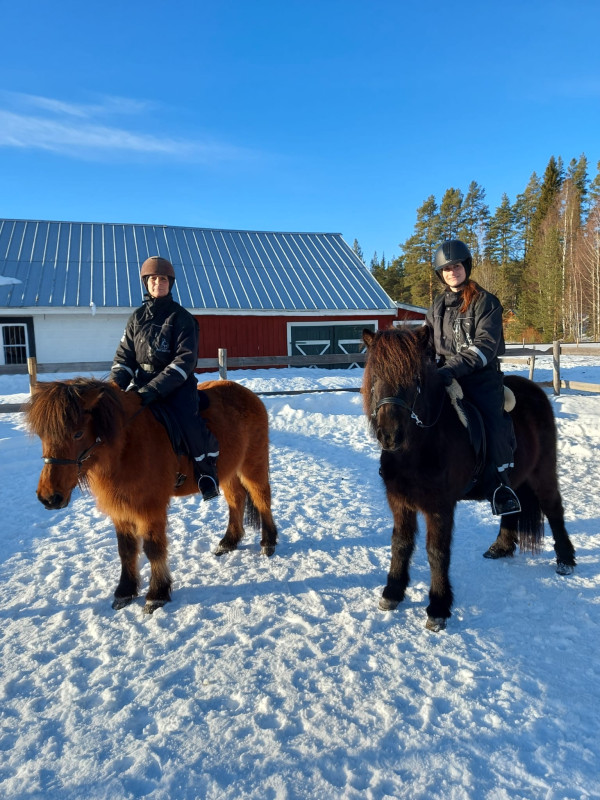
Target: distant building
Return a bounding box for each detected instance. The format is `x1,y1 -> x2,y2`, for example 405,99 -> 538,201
0,219 -> 426,370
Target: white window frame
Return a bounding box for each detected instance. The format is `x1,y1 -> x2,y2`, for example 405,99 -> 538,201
0,323 -> 29,366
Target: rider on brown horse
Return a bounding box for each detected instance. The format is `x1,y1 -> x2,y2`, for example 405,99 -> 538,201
110,256 -> 220,501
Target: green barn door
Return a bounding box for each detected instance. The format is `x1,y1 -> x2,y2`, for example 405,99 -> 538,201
332,324 -> 371,369
290,323 -> 374,369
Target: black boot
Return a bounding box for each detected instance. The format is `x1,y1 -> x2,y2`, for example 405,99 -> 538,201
491,478 -> 521,516
196,456 -> 220,502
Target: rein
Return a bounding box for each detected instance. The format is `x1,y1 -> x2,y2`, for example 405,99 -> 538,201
373,380 -> 445,429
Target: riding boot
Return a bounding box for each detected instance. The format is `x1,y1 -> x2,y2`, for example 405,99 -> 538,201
195,455 -> 220,502
491,473 -> 521,516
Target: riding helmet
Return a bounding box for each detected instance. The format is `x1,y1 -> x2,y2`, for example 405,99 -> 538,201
140,256 -> 175,290
433,240 -> 472,284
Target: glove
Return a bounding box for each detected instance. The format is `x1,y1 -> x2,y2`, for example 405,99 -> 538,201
137,386 -> 160,406
437,367 -> 455,386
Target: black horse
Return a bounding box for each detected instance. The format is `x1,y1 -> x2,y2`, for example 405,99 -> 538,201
362,327 -> 576,632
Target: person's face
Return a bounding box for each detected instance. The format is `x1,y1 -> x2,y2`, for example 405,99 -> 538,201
147,274 -> 170,298
441,262 -> 466,292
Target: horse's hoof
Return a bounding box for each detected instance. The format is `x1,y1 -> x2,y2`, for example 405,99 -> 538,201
379,596 -> 400,611
261,545 -> 276,557
143,600 -> 167,615
426,616 -> 447,632
483,544 -> 514,559
214,543 -> 237,557
556,562 -> 575,576
112,596 -> 134,610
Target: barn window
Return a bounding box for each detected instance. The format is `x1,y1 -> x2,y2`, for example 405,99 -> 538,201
1,324 -> 28,365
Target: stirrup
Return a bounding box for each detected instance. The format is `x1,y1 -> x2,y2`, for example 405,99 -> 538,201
198,474 -> 220,502
491,484 -> 521,516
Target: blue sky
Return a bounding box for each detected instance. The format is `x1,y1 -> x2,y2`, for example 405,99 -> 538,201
1,0 -> 599,265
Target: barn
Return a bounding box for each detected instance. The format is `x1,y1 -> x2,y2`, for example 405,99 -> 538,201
0,219 -> 425,371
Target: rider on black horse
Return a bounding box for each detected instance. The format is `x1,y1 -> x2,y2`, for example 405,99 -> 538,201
425,239 -> 521,516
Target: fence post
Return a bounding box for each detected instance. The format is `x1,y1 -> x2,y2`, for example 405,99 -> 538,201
553,341 -> 560,395
27,356 -> 38,392
218,348 -> 227,380
528,354 -> 535,382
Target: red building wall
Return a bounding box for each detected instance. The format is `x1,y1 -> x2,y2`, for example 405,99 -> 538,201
195,313 -> 406,358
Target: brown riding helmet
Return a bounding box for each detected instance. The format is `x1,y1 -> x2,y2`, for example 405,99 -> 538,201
140,256 -> 176,280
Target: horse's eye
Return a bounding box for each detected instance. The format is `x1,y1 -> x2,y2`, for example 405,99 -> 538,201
73,431 -> 84,440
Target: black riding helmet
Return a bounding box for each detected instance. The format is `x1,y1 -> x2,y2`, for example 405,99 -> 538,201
433,240 -> 472,285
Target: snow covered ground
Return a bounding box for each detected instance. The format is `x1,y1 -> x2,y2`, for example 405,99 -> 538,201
0,355 -> 599,800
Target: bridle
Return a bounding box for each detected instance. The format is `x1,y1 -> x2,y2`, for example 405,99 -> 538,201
43,437 -> 103,474
372,379 -> 445,429
41,403 -> 145,474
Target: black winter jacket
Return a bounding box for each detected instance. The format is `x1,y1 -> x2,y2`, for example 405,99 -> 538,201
110,293 -> 199,397
425,285 -> 505,380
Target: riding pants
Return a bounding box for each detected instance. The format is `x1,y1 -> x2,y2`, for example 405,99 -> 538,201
458,364 -> 516,478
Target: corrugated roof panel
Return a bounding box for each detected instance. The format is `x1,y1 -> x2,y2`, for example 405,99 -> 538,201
276,233 -> 330,308
0,220 -> 396,313
229,231 -> 274,309
297,233 -> 352,309
263,233 -> 315,309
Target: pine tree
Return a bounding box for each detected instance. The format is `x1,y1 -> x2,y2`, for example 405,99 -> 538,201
401,195 -> 441,307
560,156 -> 588,338
371,255 -> 406,301
458,181 -> 489,268
485,193 -> 520,308
530,156 -> 564,242
513,172 -> 541,262
438,188 -> 463,239
352,239 -> 365,263
589,160 -> 600,206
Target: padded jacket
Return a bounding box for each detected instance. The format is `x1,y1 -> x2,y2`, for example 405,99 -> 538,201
110,293 -> 199,397
425,285 -> 505,380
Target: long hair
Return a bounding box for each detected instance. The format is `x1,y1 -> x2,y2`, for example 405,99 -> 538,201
458,279 -> 481,312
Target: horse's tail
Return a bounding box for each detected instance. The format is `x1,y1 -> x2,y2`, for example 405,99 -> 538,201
514,482 -> 545,554
243,492 -> 261,532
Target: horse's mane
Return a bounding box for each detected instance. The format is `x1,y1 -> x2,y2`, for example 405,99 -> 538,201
26,378 -> 126,443
363,328 -> 432,414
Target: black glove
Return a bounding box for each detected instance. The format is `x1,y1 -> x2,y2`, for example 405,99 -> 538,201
137,386 -> 160,406
437,367 -> 455,386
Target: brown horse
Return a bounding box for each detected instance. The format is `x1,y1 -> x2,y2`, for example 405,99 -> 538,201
362,327 -> 576,632
26,378 -> 278,613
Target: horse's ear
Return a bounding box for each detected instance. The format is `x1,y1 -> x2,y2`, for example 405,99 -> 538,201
362,329 -> 376,347
415,325 -> 434,356
83,385 -> 122,442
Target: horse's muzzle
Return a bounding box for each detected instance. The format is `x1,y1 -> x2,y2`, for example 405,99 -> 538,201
376,428 -> 402,452
37,492 -> 70,510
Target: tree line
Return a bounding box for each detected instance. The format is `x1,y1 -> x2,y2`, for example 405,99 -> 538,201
354,155 -> 600,342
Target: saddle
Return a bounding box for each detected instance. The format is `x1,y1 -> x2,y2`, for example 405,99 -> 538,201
445,379 -> 516,497
148,389 -> 211,489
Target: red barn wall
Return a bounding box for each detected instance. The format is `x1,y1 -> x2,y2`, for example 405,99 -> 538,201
195,313 -> 402,358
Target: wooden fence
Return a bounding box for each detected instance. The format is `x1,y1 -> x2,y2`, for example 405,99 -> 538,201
1,343 -> 600,413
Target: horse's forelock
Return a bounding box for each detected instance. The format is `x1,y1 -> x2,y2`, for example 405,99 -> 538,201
26,381 -> 86,439
366,329 -> 424,391
26,379 -> 124,442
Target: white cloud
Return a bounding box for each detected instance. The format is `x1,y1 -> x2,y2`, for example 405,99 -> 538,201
1,91 -> 155,119
0,92 -> 254,163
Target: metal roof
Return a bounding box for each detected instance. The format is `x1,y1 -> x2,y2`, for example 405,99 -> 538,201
0,219 -> 396,313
